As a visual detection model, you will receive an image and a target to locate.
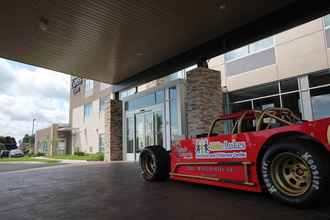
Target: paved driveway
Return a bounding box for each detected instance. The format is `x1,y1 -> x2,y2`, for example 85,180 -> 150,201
0,162 -> 329,220
0,163 -> 57,173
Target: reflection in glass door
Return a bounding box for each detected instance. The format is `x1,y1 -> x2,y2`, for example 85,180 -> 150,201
131,108 -> 164,161
145,112 -> 154,147
135,113 -> 145,155
126,117 -> 135,161
154,111 -> 164,146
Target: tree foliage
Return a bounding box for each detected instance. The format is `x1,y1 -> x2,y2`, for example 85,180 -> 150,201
22,134 -> 35,144
0,143 -> 6,151
0,136 -> 17,150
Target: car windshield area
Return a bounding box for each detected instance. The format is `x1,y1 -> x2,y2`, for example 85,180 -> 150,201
256,108 -> 302,130
209,118 -> 241,136
208,108 -> 303,136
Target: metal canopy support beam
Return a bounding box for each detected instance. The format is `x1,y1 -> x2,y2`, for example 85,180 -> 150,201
112,0 -> 330,92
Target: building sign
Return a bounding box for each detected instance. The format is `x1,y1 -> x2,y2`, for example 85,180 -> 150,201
72,77 -> 82,95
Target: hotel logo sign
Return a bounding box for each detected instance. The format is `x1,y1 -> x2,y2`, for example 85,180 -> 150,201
72,77 -> 82,95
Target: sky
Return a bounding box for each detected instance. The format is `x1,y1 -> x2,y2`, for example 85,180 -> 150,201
0,58 -> 70,142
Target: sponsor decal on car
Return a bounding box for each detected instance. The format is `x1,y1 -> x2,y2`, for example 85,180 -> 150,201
175,145 -> 193,159
208,140 -> 246,152
195,139 -> 247,159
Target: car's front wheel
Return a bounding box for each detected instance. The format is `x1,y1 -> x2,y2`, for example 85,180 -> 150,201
140,146 -> 170,181
261,140 -> 330,208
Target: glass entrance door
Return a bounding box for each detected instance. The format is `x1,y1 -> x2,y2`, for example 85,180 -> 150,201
131,107 -> 164,161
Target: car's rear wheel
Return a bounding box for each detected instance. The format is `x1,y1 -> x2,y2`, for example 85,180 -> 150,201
140,146 -> 170,181
261,140 -> 330,207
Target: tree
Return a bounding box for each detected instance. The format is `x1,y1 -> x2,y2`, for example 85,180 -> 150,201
22,134 -> 35,145
0,136 -> 17,150
20,134 -> 35,155
0,143 -> 6,151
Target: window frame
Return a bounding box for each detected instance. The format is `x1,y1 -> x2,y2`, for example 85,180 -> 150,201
324,15 -> 330,29
225,37 -> 274,63
84,79 -> 94,96
84,102 -> 93,122
99,96 -> 110,116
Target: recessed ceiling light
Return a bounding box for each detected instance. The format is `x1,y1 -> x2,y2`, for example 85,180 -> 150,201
39,16 -> 49,31
219,2 -> 227,11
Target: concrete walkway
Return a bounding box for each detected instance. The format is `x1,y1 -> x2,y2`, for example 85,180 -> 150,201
34,156 -> 88,163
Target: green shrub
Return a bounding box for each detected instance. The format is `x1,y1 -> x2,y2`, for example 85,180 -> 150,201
93,152 -> 104,161
74,151 -> 86,156
35,152 -> 46,157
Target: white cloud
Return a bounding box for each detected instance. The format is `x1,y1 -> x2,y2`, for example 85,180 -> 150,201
0,58 -> 70,141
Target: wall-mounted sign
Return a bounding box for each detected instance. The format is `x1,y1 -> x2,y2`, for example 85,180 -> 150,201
72,77 -> 82,95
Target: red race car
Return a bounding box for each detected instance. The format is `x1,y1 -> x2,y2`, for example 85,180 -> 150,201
140,108 -> 330,207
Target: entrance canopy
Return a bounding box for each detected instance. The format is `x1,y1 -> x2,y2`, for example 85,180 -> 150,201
1,1 -> 330,91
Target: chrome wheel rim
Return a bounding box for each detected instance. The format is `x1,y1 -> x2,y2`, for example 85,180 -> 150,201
271,152 -> 312,197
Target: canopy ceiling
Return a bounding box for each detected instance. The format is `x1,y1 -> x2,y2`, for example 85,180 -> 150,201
0,1 -> 330,92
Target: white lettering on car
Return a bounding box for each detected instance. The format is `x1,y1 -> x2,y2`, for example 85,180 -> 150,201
262,161 -> 277,194
301,152 -> 320,190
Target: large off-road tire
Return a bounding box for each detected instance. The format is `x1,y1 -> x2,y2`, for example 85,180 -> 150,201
261,140 -> 330,208
140,146 -> 170,181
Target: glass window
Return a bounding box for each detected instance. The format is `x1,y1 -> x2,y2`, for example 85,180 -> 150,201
145,112 -> 154,147
280,78 -> 299,93
154,111 -> 164,146
134,93 -> 155,110
155,90 -> 164,104
282,92 -> 302,118
253,96 -> 281,111
166,71 -> 185,81
119,87 -> 137,99
99,96 -> 110,114
225,37 -> 274,62
125,100 -> 134,111
249,37 -> 274,53
231,101 -> 252,113
98,134 -> 105,153
229,82 -> 279,102
169,87 -> 179,144
135,114 -> 145,153
85,79 -> 94,96
308,71 -> 330,88
325,15 -> 330,28
225,46 -> 249,61
84,103 -> 93,121
126,117 -> 134,153
311,87 -> 330,119
125,93 -> 156,112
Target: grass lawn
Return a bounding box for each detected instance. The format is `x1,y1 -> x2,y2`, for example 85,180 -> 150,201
0,157 -> 60,164
51,154 -> 104,161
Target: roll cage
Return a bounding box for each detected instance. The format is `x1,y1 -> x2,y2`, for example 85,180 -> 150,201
208,108 -> 303,136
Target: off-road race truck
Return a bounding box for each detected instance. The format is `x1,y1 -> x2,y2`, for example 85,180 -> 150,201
139,108 -> 330,207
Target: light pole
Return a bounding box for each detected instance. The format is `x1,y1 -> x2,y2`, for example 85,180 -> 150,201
31,119 -> 36,152
31,118 -> 36,137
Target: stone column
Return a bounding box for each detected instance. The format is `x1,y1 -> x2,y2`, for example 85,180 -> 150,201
185,67 -> 223,138
105,99 -> 123,161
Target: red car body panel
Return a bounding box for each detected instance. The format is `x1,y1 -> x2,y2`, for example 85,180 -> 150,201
170,115 -> 330,193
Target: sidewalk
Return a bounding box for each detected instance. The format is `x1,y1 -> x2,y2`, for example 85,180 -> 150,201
34,156 -> 88,164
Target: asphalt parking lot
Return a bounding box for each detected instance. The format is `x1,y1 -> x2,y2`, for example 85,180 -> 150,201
0,162 -> 329,220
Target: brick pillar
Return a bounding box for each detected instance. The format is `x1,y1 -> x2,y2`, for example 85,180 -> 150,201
185,67 -> 223,138
105,99 -> 123,161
